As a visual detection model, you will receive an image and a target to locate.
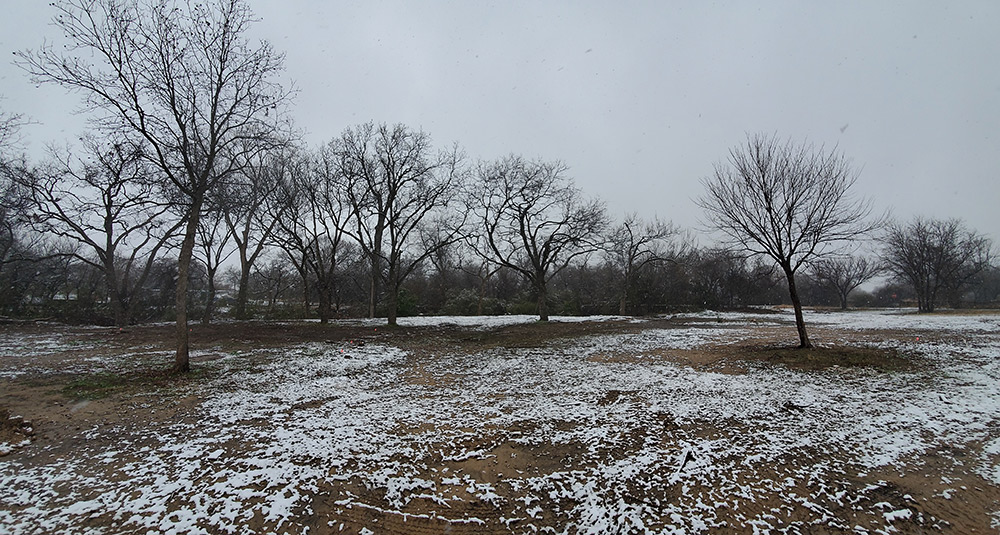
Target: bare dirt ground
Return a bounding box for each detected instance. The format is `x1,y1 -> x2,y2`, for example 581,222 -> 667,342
1,310 -> 999,534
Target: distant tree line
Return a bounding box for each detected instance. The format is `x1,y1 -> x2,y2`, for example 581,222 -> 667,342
2,157 -> 997,325
0,0 -> 996,369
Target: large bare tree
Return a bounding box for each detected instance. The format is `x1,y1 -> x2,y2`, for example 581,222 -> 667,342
333,123 -> 467,326
19,0 -> 291,371
881,217 -> 991,312
474,155 -> 607,321
20,137 -> 182,326
697,133 -> 879,348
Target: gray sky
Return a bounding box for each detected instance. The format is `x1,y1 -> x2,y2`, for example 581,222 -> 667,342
2,1 -> 998,248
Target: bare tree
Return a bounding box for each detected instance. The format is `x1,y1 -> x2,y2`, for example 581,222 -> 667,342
685,247 -> 782,310
220,144 -> 291,319
333,123 -> 467,326
19,0 -> 291,371
0,108 -> 25,151
810,255 -> 883,310
967,264 -> 1000,307
252,255 -> 298,317
474,155 -> 607,321
697,133 -> 879,348
20,137 -> 182,326
272,147 -> 355,323
605,213 -> 683,315
881,217 -> 992,312
456,238 -> 504,316
0,107 -> 29,268
194,205 -> 234,324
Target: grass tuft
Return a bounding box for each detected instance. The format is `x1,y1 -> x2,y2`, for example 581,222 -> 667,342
61,367 -> 211,400
740,345 -> 918,372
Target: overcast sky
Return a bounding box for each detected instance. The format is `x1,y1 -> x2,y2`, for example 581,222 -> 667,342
2,1 -> 998,248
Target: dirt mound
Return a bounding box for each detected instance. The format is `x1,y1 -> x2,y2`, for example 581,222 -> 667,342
0,408 -> 34,456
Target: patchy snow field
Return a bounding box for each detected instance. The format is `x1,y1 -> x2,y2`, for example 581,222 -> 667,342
1,310 -> 999,534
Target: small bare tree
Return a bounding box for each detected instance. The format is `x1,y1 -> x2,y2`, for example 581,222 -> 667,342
194,205 -> 234,324
881,217 -> 992,312
21,137 -> 182,326
252,255 -> 298,316
19,0 -> 291,372
474,155 -> 607,321
810,255 -> 883,310
697,133 -> 879,348
605,214 -> 683,315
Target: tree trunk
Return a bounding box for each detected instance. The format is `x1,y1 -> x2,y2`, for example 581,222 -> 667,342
300,263 -> 310,319
173,201 -> 202,374
368,256 -> 379,319
386,277 -> 399,326
235,262 -> 251,320
476,263 -> 492,316
619,269 -> 632,316
387,297 -> 398,326
838,290 -> 849,311
477,277 -> 486,316
108,284 -> 127,327
202,267 -> 217,325
104,258 -> 128,327
536,278 -> 549,322
784,269 -> 812,348
919,280 -> 935,313
317,280 -> 332,324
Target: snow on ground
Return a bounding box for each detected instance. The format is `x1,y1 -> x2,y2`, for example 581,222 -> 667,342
0,324 -> 175,380
0,330 -> 102,379
678,307 -> 1000,333
803,308 -> 1000,333
1,310 -> 999,533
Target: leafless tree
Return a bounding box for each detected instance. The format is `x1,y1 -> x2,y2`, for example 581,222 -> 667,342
20,137 -> 182,326
697,133 -> 879,348
968,264 -> 1000,307
422,225 -> 463,311
810,255 -> 883,310
19,0 -> 292,371
474,155 -> 607,321
252,255 -> 298,317
219,143 -> 292,319
456,237 -> 504,316
333,123 -> 467,326
685,247 -> 782,309
272,147 -> 355,323
0,107 -> 29,267
605,213 -> 683,315
194,205 -> 234,324
881,217 -> 992,312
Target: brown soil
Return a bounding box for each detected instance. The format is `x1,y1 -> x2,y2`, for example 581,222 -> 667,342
1,314 -> 998,534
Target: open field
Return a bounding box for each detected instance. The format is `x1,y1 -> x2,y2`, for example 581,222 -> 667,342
1,308 -> 999,534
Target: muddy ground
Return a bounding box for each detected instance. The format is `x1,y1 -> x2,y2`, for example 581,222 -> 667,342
1,311 -> 998,534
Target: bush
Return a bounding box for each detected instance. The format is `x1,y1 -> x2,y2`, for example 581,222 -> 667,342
441,289 -> 507,316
